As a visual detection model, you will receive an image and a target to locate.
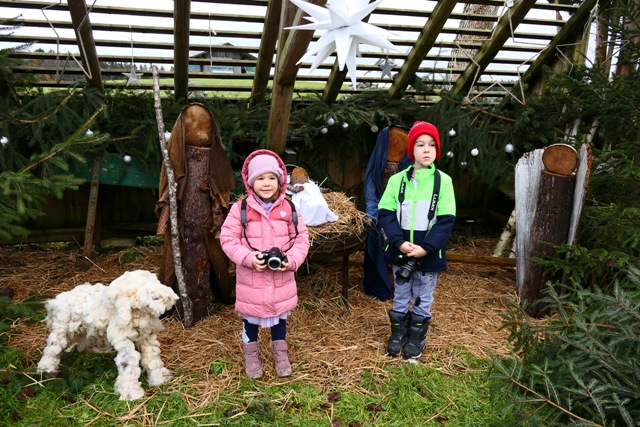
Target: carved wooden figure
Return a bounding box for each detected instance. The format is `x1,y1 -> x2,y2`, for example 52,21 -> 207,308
156,103 -> 235,323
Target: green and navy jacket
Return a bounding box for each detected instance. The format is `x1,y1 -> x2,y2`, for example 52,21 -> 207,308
377,164 -> 456,273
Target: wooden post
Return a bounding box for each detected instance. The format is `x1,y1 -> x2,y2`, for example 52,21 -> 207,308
83,156 -> 101,259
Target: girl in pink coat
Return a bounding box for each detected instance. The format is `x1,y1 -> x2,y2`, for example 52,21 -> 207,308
220,149 -> 310,378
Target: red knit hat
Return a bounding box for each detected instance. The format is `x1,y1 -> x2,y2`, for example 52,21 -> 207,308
407,121 -> 441,161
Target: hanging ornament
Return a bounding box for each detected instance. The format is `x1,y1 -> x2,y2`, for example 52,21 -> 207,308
85,129 -> 94,136
448,128 -> 456,137
123,155 -> 132,164
470,148 -> 479,157
378,57 -> 395,79
326,117 -> 336,126
341,122 -> 349,130
164,131 -> 172,141
123,66 -> 143,87
286,0 -> 400,88
446,151 -> 454,158
370,125 -> 378,133
123,25 -> 143,86
505,143 -> 514,153
0,136 -> 8,146
460,161 -> 468,167
320,127 -> 328,134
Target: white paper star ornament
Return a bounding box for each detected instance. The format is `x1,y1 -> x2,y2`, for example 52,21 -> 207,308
123,66 -> 143,86
287,0 -> 400,87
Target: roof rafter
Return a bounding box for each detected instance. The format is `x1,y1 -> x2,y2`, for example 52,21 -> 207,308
449,0 -> 537,98
67,0 -> 103,92
249,0 -> 282,106
388,0 -> 458,99
499,0 -> 605,109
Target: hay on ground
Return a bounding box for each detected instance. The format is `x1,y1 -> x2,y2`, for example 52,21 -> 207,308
2,227 -> 516,414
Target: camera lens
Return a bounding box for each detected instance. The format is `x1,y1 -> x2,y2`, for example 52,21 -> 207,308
267,257 -> 282,270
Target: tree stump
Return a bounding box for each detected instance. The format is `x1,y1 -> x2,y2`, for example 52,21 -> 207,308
180,146 -> 214,322
520,144 -> 577,318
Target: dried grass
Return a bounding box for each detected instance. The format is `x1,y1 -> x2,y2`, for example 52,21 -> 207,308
1,223 -> 516,415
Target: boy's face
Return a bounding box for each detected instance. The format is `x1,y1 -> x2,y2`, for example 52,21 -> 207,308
413,134 -> 438,169
252,172 -> 280,200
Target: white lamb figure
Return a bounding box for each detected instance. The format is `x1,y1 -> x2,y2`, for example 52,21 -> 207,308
37,270 -> 179,400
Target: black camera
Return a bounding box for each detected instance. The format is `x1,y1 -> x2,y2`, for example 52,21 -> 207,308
395,254 -> 419,285
258,247 -> 288,270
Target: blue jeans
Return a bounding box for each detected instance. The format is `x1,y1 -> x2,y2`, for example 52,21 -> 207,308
391,268 -> 438,318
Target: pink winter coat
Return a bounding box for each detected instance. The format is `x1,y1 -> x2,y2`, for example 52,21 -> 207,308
220,150 -> 310,318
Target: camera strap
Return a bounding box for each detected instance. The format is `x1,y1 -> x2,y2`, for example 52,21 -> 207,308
398,166 -> 441,228
240,197 -> 299,253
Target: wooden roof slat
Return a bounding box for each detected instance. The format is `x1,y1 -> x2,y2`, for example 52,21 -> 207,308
249,0 -> 282,106
389,0 -> 459,99
499,0 -> 604,109
450,0 -> 538,98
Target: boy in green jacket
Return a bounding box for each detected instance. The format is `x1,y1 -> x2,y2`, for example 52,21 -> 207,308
377,121 -> 456,360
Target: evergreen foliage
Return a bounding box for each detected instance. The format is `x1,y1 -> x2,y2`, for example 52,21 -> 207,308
490,4 -> 640,424
0,89 -> 110,240
492,270 -> 640,427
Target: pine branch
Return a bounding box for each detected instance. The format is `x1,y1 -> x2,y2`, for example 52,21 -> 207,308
503,369 -> 606,427
20,104 -> 107,174
12,91 -> 81,124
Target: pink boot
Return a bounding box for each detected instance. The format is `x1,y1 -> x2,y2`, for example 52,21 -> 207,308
242,342 -> 263,379
271,340 -> 292,377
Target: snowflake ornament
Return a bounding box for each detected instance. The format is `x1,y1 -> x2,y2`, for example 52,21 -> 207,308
287,0 -> 400,88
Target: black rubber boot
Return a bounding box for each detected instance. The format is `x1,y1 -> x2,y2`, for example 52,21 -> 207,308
386,310 -> 410,357
403,313 -> 430,360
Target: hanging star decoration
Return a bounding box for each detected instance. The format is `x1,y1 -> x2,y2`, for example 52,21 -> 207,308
286,0 -> 400,88
123,66 -> 143,86
379,57 -> 395,79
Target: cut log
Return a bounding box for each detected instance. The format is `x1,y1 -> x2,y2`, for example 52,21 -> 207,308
542,143 -> 578,175
493,209 -> 516,258
180,146 -> 215,322
521,169 -> 576,318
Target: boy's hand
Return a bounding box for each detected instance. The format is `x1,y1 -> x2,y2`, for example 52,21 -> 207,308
400,242 -> 428,258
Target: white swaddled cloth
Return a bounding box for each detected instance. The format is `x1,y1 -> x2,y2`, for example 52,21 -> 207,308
289,179 -> 339,226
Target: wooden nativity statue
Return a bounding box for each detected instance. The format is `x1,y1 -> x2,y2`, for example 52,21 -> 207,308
155,103 -> 236,323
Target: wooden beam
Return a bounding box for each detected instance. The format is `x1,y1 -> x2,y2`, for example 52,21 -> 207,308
174,0 -> 191,105
450,0 -> 537,98
249,0 -> 282,107
498,0 -> 603,109
448,252 -> 516,267
67,0 -> 103,92
389,0 -> 458,99
322,61 -> 348,104
266,0 -> 327,155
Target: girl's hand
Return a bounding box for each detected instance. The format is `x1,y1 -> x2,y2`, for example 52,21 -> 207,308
252,251 -> 267,271
275,260 -> 289,271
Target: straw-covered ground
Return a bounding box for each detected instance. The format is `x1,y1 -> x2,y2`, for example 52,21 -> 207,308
1,193 -> 517,413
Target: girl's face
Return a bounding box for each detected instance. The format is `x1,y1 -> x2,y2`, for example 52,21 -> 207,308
252,172 -> 280,201
413,134 -> 438,170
